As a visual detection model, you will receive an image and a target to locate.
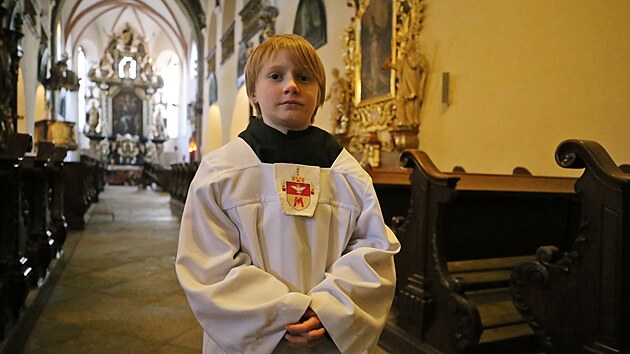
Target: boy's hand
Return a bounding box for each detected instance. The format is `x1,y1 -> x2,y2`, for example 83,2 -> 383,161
284,307 -> 326,348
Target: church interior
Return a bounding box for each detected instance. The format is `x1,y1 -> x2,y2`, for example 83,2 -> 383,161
0,0 -> 629,353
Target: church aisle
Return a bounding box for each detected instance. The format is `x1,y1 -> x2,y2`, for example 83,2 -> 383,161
22,186 -> 201,354
22,185 -> 390,354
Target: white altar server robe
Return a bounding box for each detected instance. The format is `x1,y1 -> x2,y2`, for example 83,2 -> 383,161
176,138 -> 400,354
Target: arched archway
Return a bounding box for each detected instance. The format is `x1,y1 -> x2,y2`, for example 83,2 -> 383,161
34,85 -> 47,126
229,85 -> 251,140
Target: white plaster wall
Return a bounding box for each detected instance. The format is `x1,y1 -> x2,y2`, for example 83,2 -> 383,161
18,13 -> 42,136
418,0 -> 630,176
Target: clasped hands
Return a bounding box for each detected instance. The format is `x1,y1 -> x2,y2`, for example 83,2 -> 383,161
284,307 -> 327,348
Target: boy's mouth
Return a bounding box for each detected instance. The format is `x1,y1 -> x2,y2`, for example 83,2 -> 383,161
281,100 -> 302,106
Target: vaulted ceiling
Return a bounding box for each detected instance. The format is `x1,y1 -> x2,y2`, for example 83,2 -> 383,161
52,0 -> 205,68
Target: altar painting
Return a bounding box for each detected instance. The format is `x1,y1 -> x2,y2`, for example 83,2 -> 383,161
112,92 -> 143,137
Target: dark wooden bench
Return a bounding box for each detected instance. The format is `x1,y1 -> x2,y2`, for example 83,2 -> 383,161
367,167 -> 412,298
510,139 -> 630,354
169,163 -> 185,202
168,162 -> 199,204
48,147 -> 68,254
138,161 -> 161,190
64,155 -> 104,230
379,149 -> 581,354
367,166 -> 412,229
22,143 -> 57,286
0,133 -> 34,338
0,136 -> 73,353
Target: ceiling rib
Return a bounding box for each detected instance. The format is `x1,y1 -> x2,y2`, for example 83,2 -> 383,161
65,0 -> 189,59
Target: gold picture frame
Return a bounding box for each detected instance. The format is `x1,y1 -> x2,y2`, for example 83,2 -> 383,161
355,0 -> 396,107
333,0 -> 427,163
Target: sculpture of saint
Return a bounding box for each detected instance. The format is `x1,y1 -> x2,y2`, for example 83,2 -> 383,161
324,68 -> 351,135
85,104 -> 100,134
395,35 -> 428,127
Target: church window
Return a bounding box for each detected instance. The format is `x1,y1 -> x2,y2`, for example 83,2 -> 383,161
163,55 -> 180,138
190,43 -> 198,79
77,46 -> 86,133
118,56 -> 137,79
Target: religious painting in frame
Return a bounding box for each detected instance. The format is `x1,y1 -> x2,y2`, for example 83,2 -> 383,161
293,0 -> 327,49
236,40 -> 252,88
221,22 -> 235,64
112,92 -> 143,137
209,72 -> 218,105
334,0 -> 426,160
355,0 -> 395,107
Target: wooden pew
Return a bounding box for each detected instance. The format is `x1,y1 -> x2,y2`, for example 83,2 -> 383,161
0,141 -> 73,352
367,167 -> 412,298
0,133 -> 34,338
63,155 -> 104,230
138,161 -> 160,190
367,167 -> 411,230
22,143 -> 56,286
63,162 -> 90,230
510,139 -> 630,354
185,162 -> 199,202
48,147 -> 68,254
168,162 -> 200,204
154,166 -> 172,192
379,149 -> 581,354
80,155 -> 104,202
168,163 -> 181,201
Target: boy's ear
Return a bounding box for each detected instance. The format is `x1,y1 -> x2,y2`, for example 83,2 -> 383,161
251,92 -> 258,103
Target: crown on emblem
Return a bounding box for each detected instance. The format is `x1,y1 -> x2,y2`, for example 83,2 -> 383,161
281,167 -> 314,195
291,167 -> 305,182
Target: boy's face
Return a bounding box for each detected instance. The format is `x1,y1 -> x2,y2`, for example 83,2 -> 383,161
251,49 -> 319,134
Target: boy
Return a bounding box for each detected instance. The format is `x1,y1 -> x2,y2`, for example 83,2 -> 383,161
176,34 -> 400,353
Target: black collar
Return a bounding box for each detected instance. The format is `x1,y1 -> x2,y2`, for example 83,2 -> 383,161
238,117 -> 342,167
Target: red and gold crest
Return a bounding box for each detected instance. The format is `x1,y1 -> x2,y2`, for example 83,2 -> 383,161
282,168 -> 315,211
275,164 -> 320,217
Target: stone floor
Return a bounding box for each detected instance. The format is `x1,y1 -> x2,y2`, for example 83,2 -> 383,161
22,186 -> 201,354
21,185 -> 389,354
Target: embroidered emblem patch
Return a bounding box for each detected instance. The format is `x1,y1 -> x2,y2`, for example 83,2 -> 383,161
274,164 -> 320,217
285,180 -> 311,211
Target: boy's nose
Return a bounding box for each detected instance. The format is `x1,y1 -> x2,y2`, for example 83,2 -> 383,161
283,77 -> 299,93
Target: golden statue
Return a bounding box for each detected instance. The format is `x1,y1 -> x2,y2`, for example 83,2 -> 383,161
395,35 -> 428,127
325,68 -> 351,135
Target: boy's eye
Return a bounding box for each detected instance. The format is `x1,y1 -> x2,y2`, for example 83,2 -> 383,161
297,74 -> 312,82
268,73 -> 282,80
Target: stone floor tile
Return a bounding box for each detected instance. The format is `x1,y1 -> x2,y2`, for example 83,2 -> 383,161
167,327 -> 204,351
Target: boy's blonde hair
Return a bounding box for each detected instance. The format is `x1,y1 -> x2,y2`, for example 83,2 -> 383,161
245,34 -> 326,121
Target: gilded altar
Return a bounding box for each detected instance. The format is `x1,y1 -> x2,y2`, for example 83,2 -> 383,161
85,23 -> 165,166
331,0 -> 428,168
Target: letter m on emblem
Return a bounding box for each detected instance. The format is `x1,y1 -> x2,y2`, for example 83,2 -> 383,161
286,181 -> 311,211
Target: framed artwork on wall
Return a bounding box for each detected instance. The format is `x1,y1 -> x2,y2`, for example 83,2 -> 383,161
293,0 -> 327,49
333,0 -> 426,159
112,92 -> 143,137
221,22 -> 235,64
356,0 -> 395,106
209,73 -> 218,105
236,40 -> 252,88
